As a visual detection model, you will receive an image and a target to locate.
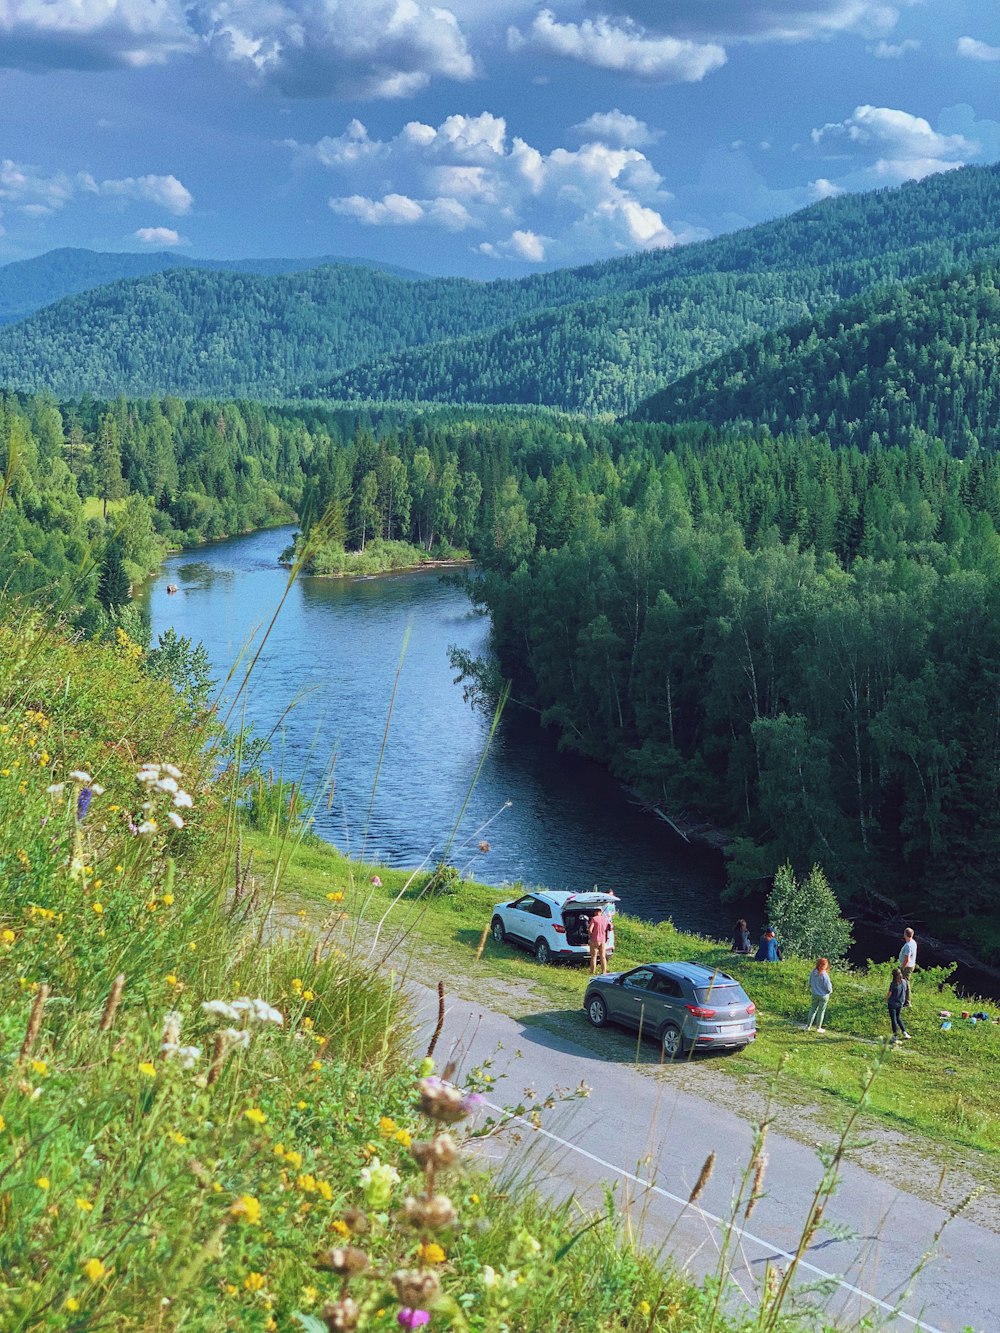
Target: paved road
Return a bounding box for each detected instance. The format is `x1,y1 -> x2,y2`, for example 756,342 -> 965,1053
409,982 -> 1000,1332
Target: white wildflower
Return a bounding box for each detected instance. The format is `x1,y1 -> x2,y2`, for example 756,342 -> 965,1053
177,1045 -> 201,1068
201,1000 -> 240,1021
68,770 -> 92,784
161,1011 -> 182,1047
168,812 -> 184,830
223,1027 -> 252,1050
173,791 -> 193,809
91,783 -> 106,796
136,767 -> 160,784
156,776 -> 179,794
46,783 -> 65,795
162,764 -> 182,779
136,820 -> 157,835
250,998 -> 284,1026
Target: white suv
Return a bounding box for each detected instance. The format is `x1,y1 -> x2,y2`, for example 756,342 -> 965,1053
490,890 -> 619,965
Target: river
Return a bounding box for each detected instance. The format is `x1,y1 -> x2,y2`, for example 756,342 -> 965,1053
146,526 -> 999,998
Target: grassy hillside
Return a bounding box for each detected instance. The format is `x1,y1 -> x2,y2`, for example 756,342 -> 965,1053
635,263 -> 1000,454
2,163 -> 1000,407
0,606 -> 758,1333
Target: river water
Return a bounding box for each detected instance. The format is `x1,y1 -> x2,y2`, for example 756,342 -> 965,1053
145,526 -> 999,997
145,526 -> 730,933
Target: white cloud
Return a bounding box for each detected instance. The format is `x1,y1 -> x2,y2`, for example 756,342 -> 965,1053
97,173 -> 193,214
134,225 -> 185,244
870,38 -> 919,58
957,37 -> 1000,63
571,109 -> 661,147
595,1 -> 915,44
811,105 -> 976,182
0,158 -> 194,221
0,0 -> 477,99
809,177 -> 845,199
509,11 -> 725,82
303,109 -> 684,263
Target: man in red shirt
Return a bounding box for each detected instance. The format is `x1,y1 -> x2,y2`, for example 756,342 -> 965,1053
588,908 -> 610,976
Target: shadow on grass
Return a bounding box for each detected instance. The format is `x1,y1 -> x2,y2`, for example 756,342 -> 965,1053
513,1007 -> 752,1068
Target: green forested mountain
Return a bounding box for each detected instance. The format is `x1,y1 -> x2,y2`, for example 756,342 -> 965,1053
0,247 -> 425,325
636,265 -> 1000,455
3,163 -> 1000,406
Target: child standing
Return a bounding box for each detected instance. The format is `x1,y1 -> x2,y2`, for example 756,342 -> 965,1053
887,968 -> 911,1042
806,958 -> 832,1032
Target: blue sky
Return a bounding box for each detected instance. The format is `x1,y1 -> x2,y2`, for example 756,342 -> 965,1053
1,0 -> 998,276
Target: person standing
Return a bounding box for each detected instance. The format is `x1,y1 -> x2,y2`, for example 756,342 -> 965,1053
806,958 -> 833,1032
898,928 -> 917,1006
588,907 -> 610,976
731,918 -> 752,954
887,968 -> 911,1042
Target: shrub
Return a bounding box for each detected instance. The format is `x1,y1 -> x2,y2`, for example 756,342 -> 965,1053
766,862 -> 854,963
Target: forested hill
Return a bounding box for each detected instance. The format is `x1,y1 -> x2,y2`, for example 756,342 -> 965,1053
634,264 -> 1000,454
2,162 -> 1000,404
0,248 -> 425,325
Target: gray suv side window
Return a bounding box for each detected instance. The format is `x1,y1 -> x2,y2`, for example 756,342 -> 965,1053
652,975 -> 682,999
623,968 -> 655,990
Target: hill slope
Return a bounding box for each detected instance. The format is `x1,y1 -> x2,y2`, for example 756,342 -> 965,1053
634,264 -> 1000,454
0,246 -> 424,324
2,163 -> 1000,405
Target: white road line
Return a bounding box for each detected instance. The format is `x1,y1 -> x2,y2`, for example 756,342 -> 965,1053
482,1097 -> 946,1333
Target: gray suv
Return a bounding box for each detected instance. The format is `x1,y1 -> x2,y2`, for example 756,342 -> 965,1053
583,961 -> 757,1058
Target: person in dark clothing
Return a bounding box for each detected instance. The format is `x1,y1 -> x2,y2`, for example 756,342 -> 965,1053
732,918 -> 752,954
755,928 -> 782,962
887,968 -> 911,1042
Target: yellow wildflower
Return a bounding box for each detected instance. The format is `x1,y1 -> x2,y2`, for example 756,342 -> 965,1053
36,1177 -> 50,1191
301,1286 -> 319,1306
296,1174 -> 318,1194
166,1130 -> 188,1146
165,974 -> 179,987
244,1107 -> 267,1126
91,902 -> 104,915
419,1243 -> 447,1265
224,1284 -> 238,1297
82,1259 -> 106,1283
30,1060 -> 47,1077
138,1061 -> 157,1078
231,1195 -> 262,1225
469,1193 -> 480,1205
291,978 -> 303,992
296,1100 -> 308,1110
284,1149 -> 303,1170
302,989 -> 315,1002
1,929 -> 14,944
379,1116 -> 398,1137
64,1297 -> 80,1312
317,1180 -> 333,1201
302,1016 -> 314,1030
0,1115 -> 5,1132
332,1219 -> 350,1237
243,1272 -> 266,1292
75,1198 -> 94,1212
638,1300 -> 651,1318
395,1128 -> 412,1148
326,891 -> 344,902
115,863 -> 124,873
162,893 -> 175,906
273,1143 -> 286,1158
310,1060 -> 322,1072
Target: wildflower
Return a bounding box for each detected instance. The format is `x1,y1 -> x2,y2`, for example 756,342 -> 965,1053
168,812 -> 185,830
244,1271 -> 267,1291
310,1060 -> 323,1072
201,1000 -> 239,1021
326,891 -> 344,902
176,1045 -> 202,1068
469,1193 -> 480,1205
359,1158 -> 399,1209
138,1061 -> 157,1078
75,1197 -> 95,1212
162,893 -> 175,906
163,763 -> 182,779
64,1297 -> 80,1312
166,1131 -> 188,1146
68,770 -> 92,785
115,864 -> 124,873
370,875 -> 382,887
244,1107 -> 268,1126
332,1219 -> 351,1237
156,776 -> 179,794
404,1195 -> 457,1231
418,1243 -> 447,1265
136,767 -> 160,784
223,1028 -> 252,1050
231,1195 -> 262,1225
395,1128 -> 412,1148
398,1311 -> 432,1330
76,788 -> 93,821
302,989 -> 315,1001
165,975 -> 179,988
322,1297 -> 361,1330
285,1150 -> 303,1170
416,1078 -> 482,1125
297,1100 -> 308,1110
637,1300 -> 652,1318
321,1247 -> 370,1276
173,790 -> 193,808
136,820 -> 158,835
391,1271 -> 440,1309
1,930 -> 15,944
46,783 -> 65,796
91,902 -> 104,915
302,1286 -> 319,1306
292,978 -> 303,992
30,1060 -> 48,1078
297,1173 -> 318,1194
0,1116 -> 5,1132
380,1116 -> 398,1137
36,1177 -> 50,1191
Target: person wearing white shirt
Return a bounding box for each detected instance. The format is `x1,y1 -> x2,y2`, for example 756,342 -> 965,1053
898,928 -> 917,1007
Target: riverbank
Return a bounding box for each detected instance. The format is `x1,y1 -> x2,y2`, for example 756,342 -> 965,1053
247,828 -> 1000,1175
280,532 -> 474,578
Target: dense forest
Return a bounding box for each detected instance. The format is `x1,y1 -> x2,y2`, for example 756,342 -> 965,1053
0,247 -> 423,325
637,264 -> 1000,455
3,163 -> 1000,407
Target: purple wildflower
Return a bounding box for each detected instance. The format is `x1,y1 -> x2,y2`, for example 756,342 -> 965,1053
398,1311 -> 430,1330
76,788 -> 93,822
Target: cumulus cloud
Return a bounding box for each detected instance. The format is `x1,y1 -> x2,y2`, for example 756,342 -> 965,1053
870,38 -> 919,58
0,0 -> 476,99
811,104 -> 977,181
593,1 -> 914,43
957,37 -> 1000,63
571,109 -> 661,147
508,11 -> 725,82
134,225 -> 185,244
300,110 -> 684,263
0,158 -> 194,220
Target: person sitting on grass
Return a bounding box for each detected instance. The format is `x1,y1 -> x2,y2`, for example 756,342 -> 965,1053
806,957 -> 832,1032
887,968 -> 911,1043
755,927 -> 782,962
732,918 -> 752,954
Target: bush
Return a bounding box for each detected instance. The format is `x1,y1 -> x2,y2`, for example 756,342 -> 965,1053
766,862 -> 854,963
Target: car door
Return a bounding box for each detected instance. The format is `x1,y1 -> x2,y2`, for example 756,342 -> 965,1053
650,973 -> 686,1038
612,968 -> 659,1030
503,895 -> 539,943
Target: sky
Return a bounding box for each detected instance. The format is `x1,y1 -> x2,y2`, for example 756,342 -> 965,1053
1,0 -> 999,278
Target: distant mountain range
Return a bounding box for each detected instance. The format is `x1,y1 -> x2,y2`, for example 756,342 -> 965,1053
1,163 -> 999,415
0,247 -> 425,325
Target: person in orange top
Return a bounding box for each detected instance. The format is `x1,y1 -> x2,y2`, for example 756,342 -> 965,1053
588,907 -> 610,976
